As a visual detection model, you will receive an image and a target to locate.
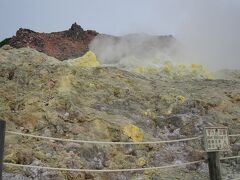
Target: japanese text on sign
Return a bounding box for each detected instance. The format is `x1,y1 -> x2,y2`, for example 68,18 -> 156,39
204,127 -> 230,152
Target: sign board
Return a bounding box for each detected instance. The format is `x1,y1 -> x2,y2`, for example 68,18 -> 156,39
204,127 -> 230,152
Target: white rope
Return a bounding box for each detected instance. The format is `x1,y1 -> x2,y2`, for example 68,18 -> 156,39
3,155 -> 240,173
5,130 -> 202,145
229,134 -> 240,137
3,160 -> 205,172
220,155 -> 240,160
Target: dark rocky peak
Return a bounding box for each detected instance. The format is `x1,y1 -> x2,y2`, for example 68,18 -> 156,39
70,22 -> 84,32
65,22 -> 85,40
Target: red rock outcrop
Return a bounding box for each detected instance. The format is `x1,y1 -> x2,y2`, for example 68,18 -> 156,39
8,23 -> 98,60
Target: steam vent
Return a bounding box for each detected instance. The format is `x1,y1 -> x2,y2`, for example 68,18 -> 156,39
0,23 -> 239,180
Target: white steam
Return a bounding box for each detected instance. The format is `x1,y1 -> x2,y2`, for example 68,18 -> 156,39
176,0 -> 240,70
89,33 -> 179,68
90,1 -> 240,71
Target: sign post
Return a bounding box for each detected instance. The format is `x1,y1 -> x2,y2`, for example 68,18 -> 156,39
204,127 -> 230,180
0,120 -> 6,180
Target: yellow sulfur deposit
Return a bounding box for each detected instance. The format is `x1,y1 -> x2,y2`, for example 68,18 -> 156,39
206,74 -> 214,80
69,51 -> 100,68
131,61 -> 214,80
176,95 -> 185,104
163,62 -> 173,73
133,66 -> 146,73
204,70 -> 214,80
4,152 -> 17,163
88,82 -> 95,88
58,74 -> 74,93
190,64 -> 214,79
191,64 -> 203,70
133,66 -> 159,74
143,110 -> 156,119
123,124 -> 144,142
175,64 -> 188,77
136,157 -> 146,167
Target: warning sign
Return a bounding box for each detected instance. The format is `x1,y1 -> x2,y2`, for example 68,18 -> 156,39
204,127 -> 230,152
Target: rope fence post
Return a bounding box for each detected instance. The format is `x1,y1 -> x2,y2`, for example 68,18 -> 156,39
204,127 -> 230,180
208,152 -> 221,180
0,120 -> 6,180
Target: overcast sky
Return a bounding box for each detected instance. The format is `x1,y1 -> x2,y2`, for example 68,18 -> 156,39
1,0 -> 240,38
1,0 -> 240,69
0,0 -> 237,39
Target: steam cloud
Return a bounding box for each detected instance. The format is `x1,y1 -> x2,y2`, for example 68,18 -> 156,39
176,0 -> 240,70
90,1 -> 240,71
89,33 -> 179,68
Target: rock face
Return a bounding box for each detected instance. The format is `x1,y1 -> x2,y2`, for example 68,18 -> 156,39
6,23 -> 98,60
0,47 -> 239,179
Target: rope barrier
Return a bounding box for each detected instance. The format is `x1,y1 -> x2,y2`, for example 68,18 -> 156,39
5,130 -> 202,145
3,155 -> 239,173
3,130 -> 240,176
220,155 -> 240,160
229,134 -> 240,137
5,130 -> 239,145
3,160 -> 205,172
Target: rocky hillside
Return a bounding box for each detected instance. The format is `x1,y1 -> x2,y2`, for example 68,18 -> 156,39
2,23 -> 98,60
0,46 -> 239,180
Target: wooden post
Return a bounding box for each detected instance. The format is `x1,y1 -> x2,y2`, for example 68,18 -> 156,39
204,127 -> 229,180
0,120 -> 6,180
208,152 -> 221,180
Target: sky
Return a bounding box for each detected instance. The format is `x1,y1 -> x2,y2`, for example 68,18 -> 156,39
0,0 -> 218,39
0,0 -> 240,69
